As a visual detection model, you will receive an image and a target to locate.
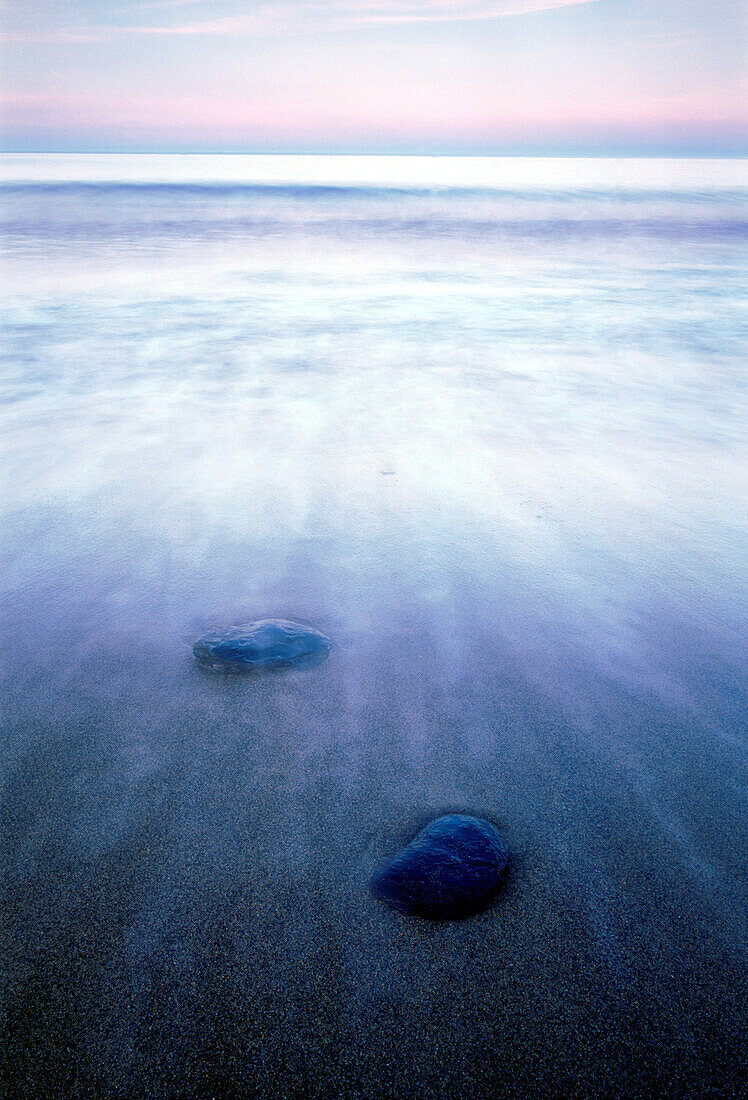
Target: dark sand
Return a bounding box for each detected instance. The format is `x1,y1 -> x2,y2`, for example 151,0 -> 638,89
2,503 -> 746,1098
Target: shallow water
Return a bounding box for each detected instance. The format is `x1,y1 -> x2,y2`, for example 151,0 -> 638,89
1,155 -> 747,1098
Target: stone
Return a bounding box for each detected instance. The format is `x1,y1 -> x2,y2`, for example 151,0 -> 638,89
193,618 -> 331,672
370,814 -> 509,919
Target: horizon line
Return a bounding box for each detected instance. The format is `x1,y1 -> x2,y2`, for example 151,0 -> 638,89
3,149 -> 747,159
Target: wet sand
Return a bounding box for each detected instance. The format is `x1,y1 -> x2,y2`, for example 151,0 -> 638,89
2,492 -> 746,1098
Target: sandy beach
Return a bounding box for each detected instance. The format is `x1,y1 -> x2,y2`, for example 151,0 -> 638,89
4,559 -> 746,1096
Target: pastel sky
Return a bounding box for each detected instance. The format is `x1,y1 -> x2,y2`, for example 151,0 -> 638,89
1,0 -> 745,153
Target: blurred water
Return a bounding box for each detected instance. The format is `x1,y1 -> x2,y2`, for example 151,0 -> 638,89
1,156 -> 747,1098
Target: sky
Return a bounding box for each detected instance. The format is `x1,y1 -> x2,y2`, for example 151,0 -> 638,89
1,0 -> 745,154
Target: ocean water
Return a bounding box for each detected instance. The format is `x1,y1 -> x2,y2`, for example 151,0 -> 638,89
1,155 -> 747,1097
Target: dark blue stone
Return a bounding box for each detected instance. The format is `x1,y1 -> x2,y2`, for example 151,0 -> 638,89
193,618 -> 331,672
370,814 -> 509,919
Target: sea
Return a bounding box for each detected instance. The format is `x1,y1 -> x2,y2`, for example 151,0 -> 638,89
1,154 -> 746,1098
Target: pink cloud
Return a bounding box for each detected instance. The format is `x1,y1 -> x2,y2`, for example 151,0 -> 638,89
3,83 -> 744,145
354,0 -> 599,25
1,0 -> 600,42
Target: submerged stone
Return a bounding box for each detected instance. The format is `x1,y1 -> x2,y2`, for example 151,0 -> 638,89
370,814 -> 509,919
193,618 -> 331,672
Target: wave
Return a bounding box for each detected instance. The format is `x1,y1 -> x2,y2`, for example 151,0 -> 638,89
1,181 -> 747,203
